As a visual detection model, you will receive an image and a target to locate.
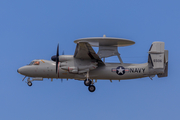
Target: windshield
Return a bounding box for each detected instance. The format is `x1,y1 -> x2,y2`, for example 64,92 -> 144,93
29,61 -> 34,65
29,61 -> 40,65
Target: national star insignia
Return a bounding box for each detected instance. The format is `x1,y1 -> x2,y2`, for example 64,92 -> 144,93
117,67 -> 124,74
116,66 -> 125,75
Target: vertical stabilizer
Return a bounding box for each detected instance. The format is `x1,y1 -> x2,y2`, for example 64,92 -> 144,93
148,42 -> 168,77
148,42 -> 164,69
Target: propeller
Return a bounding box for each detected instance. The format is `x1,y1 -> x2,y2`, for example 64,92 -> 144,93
51,44 -> 65,74
51,44 -> 60,74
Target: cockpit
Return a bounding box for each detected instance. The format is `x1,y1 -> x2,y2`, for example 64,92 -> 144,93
29,61 -> 40,65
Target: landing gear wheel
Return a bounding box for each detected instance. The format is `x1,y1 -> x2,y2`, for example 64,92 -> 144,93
88,85 -> 96,92
84,79 -> 91,86
27,81 -> 32,86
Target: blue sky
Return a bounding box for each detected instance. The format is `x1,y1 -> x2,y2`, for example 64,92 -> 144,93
0,0 -> 180,120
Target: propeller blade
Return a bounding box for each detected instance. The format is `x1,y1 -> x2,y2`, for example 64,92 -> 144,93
56,44 -> 59,74
57,44 -> 59,57
62,50 -> 64,55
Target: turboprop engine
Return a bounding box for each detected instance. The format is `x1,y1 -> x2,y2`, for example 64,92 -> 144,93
51,54 -> 98,74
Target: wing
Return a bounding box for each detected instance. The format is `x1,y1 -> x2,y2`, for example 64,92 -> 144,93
74,42 -> 105,65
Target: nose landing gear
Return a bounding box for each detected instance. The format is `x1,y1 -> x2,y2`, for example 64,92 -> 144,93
27,81 -> 32,86
27,78 -> 32,87
22,77 -> 43,87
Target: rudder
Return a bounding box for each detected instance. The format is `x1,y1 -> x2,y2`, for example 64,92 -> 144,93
157,50 -> 168,77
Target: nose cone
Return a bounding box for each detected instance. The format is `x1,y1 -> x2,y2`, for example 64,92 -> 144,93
17,66 -> 28,75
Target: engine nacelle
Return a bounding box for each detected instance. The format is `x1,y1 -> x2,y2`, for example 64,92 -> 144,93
51,55 -> 73,62
61,67 -> 78,73
59,55 -> 73,62
61,62 -> 98,74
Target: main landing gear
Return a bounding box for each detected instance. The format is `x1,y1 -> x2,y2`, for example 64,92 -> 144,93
84,79 -> 91,86
84,79 -> 96,92
84,71 -> 96,92
88,85 -> 96,92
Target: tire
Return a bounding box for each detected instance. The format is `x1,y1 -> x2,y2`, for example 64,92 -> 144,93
84,79 -> 91,86
27,82 -> 32,86
88,85 -> 96,92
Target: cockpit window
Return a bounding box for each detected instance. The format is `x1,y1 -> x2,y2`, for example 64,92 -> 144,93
29,61 -> 40,65
34,61 -> 40,65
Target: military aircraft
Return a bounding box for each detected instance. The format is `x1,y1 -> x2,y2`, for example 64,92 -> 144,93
17,35 -> 168,92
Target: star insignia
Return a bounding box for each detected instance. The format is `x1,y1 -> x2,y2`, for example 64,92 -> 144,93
116,66 -> 125,75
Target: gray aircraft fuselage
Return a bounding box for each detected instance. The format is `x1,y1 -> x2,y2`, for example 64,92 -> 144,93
18,59 -> 155,81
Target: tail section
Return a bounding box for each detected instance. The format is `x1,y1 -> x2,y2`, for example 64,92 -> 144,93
157,50 -> 168,77
148,42 -> 168,77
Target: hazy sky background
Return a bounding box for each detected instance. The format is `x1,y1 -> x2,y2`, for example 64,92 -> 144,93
0,0 -> 180,120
